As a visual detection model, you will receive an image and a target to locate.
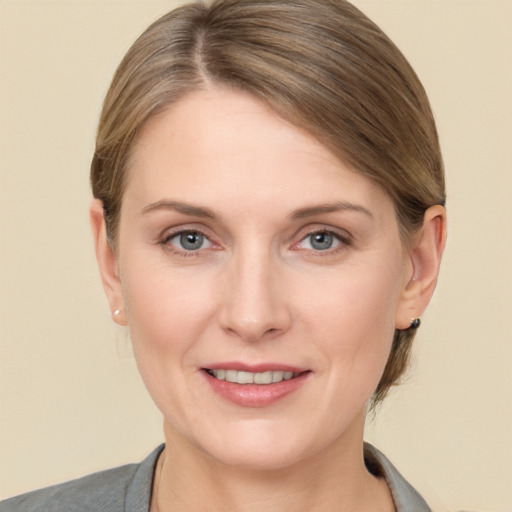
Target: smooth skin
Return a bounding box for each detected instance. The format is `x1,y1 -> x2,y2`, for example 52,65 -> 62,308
91,87 -> 446,512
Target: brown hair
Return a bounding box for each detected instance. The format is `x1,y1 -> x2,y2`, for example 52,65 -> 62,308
91,0 -> 445,404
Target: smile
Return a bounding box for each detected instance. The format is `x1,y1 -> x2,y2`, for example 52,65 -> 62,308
203,367 -> 311,407
206,369 -> 301,385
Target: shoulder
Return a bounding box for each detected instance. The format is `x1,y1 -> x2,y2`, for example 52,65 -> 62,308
364,443 -> 432,512
0,445 -> 164,512
0,465 -> 137,512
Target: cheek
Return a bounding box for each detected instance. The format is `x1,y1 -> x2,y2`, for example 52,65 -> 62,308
302,258 -> 403,383
118,264 -> 218,420
121,264 -> 217,353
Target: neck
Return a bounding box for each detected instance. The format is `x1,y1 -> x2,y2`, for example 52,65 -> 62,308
152,416 -> 395,512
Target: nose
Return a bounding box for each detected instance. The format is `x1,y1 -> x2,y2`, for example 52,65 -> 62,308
218,246 -> 292,342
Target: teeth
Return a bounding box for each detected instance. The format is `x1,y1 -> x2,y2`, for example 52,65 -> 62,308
272,370 -> 284,383
209,369 -> 300,385
254,371 -> 272,384
237,371 -> 254,384
225,370 -> 238,383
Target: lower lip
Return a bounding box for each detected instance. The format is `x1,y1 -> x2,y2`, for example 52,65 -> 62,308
203,370 -> 311,408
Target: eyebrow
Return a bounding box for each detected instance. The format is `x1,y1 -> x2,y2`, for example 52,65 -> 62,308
141,200 -> 216,219
289,201 -> 373,220
140,199 -> 373,221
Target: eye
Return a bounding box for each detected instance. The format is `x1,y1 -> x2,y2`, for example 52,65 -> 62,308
299,231 -> 343,251
166,230 -> 212,251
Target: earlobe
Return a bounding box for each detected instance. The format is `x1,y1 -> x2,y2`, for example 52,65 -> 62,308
90,199 -> 127,326
396,205 -> 447,330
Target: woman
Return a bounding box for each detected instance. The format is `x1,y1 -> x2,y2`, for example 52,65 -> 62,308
0,0 -> 446,510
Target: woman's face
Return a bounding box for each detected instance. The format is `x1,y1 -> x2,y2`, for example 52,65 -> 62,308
114,88 -> 412,469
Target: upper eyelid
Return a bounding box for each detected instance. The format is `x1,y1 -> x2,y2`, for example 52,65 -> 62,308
164,229 -> 209,241
297,230 -> 348,247
162,227 -> 207,237
159,225 -> 214,242
293,224 -> 353,242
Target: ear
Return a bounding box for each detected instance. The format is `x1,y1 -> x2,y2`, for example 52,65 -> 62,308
395,205 -> 447,329
90,199 -> 127,326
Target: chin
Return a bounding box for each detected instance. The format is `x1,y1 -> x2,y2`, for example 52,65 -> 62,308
189,418 -> 341,472
210,440 -> 310,472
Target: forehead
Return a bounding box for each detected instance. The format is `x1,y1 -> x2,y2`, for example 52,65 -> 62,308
124,87 -> 395,222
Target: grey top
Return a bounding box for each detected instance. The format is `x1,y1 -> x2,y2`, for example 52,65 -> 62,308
0,443 -> 430,511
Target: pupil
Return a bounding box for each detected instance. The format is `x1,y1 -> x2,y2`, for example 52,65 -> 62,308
180,232 -> 203,250
311,232 -> 332,250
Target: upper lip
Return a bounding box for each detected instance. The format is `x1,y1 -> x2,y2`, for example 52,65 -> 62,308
202,362 -> 309,373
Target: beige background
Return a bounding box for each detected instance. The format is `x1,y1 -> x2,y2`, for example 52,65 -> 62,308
1,1 -> 511,510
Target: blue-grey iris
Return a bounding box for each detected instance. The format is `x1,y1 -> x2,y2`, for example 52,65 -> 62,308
310,232 -> 334,250
180,232 -> 204,250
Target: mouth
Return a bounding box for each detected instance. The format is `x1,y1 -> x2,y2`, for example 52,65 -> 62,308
201,366 -> 311,407
204,369 -> 305,385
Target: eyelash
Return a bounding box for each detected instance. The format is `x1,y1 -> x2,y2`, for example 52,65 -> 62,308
293,229 -> 352,256
158,228 -> 352,257
159,229 -> 215,257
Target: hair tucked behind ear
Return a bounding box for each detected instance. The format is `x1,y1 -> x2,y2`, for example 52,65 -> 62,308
91,0 -> 445,404
372,329 -> 415,407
